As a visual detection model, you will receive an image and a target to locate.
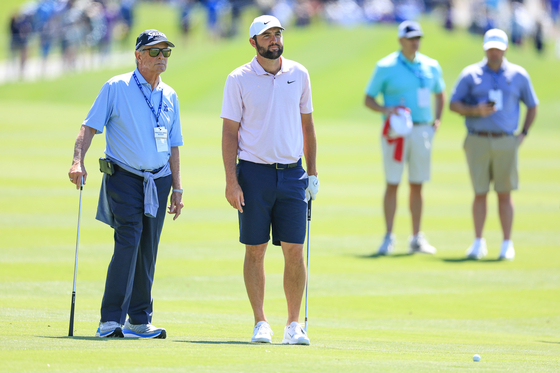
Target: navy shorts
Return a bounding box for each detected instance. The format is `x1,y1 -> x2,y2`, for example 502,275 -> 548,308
237,160 -> 309,246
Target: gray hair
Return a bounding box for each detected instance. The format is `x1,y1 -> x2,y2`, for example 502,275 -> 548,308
135,47 -> 145,66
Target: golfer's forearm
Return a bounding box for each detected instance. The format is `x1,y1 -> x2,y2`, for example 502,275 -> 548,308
522,106 -> 537,132
169,147 -> 182,190
222,121 -> 240,185
365,95 -> 387,114
302,114 -> 317,176
434,92 -> 445,121
450,101 -> 477,117
72,125 -> 95,164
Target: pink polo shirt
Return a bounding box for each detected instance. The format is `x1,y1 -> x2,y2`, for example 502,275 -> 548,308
221,56 -> 313,164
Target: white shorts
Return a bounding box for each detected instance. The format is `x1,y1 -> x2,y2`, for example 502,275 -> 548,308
381,124 -> 435,185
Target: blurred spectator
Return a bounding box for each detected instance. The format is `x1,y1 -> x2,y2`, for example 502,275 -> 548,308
4,0 -> 554,83
178,0 -> 195,42
9,10 -> 33,79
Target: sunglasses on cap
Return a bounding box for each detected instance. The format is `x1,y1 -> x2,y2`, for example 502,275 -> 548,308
143,48 -> 172,57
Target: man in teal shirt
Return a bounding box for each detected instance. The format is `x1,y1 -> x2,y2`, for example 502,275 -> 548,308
365,21 -> 445,256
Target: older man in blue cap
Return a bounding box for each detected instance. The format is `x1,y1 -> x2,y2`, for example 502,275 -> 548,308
68,29 -> 183,338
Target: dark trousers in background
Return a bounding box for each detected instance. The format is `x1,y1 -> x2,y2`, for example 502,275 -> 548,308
100,168 -> 172,325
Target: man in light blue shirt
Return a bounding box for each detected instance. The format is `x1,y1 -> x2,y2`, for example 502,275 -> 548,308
365,21 -> 445,256
68,29 -> 184,339
450,29 -> 538,261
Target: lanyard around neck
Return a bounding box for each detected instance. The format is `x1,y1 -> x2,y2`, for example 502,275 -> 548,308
489,69 -> 502,90
133,72 -> 163,127
399,54 -> 426,88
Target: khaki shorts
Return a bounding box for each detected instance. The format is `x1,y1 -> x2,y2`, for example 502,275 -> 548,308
381,124 -> 435,185
463,134 -> 519,194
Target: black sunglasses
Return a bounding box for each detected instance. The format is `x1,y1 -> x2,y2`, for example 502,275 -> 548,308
143,48 -> 172,57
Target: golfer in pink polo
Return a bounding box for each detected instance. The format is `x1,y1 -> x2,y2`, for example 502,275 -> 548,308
221,15 -> 319,345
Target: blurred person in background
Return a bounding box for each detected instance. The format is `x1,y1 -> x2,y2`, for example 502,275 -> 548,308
449,29 -> 538,261
9,10 -> 33,79
364,21 -> 445,256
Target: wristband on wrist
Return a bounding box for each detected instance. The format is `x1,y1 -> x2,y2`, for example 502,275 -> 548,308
173,188 -> 183,194
521,128 -> 528,136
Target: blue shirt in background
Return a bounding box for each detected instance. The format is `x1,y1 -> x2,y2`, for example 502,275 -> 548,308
450,58 -> 538,134
365,51 -> 445,123
83,68 -> 183,171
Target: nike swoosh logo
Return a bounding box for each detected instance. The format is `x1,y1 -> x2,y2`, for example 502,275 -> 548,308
287,81 -> 295,84
264,21 -> 270,25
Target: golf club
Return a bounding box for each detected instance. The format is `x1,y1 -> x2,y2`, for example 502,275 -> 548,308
304,199 -> 311,333
68,176 -> 84,337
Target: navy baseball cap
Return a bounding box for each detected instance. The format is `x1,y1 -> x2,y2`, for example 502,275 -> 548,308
135,29 -> 175,50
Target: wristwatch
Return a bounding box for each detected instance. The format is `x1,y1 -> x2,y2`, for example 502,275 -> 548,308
521,128 -> 528,136
172,188 -> 183,194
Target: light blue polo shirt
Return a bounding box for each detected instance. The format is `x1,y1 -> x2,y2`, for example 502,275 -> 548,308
450,58 -> 538,134
83,68 -> 183,171
365,51 -> 445,123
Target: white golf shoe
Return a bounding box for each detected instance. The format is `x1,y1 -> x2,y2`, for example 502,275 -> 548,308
95,321 -> 123,338
377,233 -> 395,255
251,321 -> 273,343
408,232 -> 436,255
466,238 -> 487,260
282,322 -> 310,345
123,319 -> 166,339
498,240 -> 515,261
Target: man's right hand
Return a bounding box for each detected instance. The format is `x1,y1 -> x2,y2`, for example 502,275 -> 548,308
68,163 -> 86,189
226,182 -> 245,213
384,106 -> 398,117
477,102 -> 496,117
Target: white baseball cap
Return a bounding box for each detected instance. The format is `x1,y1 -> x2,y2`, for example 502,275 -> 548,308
398,21 -> 423,39
390,108 -> 413,136
483,29 -> 508,51
249,15 -> 284,38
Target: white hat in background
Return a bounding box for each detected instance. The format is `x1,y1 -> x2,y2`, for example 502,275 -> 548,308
249,15 -> 284,38
389,108 -> 413,136
398,21 -> 423,39
483,29 -> 508,51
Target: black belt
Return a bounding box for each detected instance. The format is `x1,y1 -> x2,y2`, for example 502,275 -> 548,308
413,122 -> 430,126
240,160 -> 299,169
114,164 -> 165,179
469,131 -> 511,138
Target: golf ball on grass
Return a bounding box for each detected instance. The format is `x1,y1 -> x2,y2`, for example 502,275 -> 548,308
473,354 -> 481,362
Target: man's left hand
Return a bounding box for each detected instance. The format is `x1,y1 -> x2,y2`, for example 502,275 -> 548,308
168,191 -> 184,220
432,119 -> 441,132
305,175 -> 319,201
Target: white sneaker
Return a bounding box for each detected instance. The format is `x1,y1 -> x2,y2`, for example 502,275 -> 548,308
251,321 -> 273,343
95,321 -> 123,338
282,322 -> 310,345
377,233 -> 395,255
123,319 -> 166,339
466,238 -> 487,259
408,232 -> 436,255
498,240 -> 515,260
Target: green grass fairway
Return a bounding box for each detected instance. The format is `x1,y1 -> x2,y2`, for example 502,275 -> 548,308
1,3 -> 559,372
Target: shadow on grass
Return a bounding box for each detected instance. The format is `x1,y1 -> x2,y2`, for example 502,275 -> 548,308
176,340 -> 257,345
538,340 -> 560,345
441,257 -> 503,263
356,253 -> 412,259
41,336 -> 115,340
